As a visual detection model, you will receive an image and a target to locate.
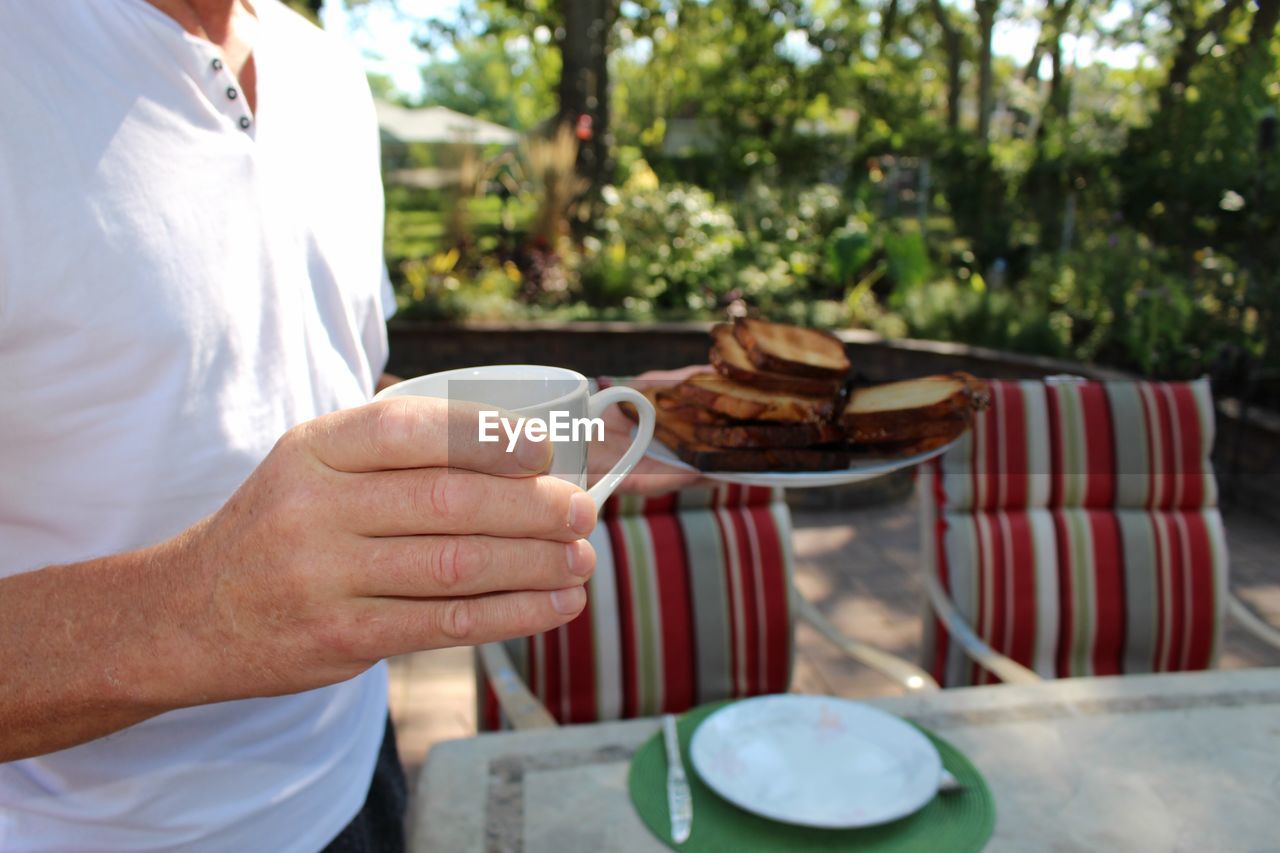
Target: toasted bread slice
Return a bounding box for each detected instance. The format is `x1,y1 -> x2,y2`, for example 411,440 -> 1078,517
674,373 -> 838,423
840,374 -> 988,433
847,431 -> 960,459
653,388 -> 729,425
710,324 -> 842,396
844,411 -> 970,445
655,413 -> 852,472
695,419 -> 844,450
642,386 -> 842,448
733,318 -> 850,380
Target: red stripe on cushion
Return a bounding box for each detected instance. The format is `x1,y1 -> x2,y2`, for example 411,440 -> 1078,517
606,515 -> 640,718
1157,385 -> 1179,509
649,514 -> 695,713
526,633 -> 541,715
482,681 -> 501,731
562,591 -> 597,723
930,461 -> 953,685
1170,384 -> 1206,508
1164,512 -> 1189,671
1047,383 -> 1065,507
1006,511 -> 1037,668
1182,512 -> 1216,670
1088,510 -> 1125,676
982,385 -> 1003,511
749,504 -> 791,694
1002,383 -> 1030,507
643,492 -> 680,516
1080,383 -> 1116,507
1053,509 -> 1074,678
726,508 -> 762,696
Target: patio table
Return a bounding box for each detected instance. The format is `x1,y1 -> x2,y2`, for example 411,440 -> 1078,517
410,667 -> 1280,852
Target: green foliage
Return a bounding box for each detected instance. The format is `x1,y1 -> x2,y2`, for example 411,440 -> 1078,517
395,251 -> 523,322
370,0 -> 1280,397
889,278 -> 1071,359
575,184 -> 741,317
417,37 -> 557,130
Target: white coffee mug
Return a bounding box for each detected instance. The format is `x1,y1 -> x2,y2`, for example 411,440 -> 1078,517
374,365 -> 656,508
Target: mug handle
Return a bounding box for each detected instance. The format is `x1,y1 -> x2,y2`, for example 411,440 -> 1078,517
585,386 -> 656,509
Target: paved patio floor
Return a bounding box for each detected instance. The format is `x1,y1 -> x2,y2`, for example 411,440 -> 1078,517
388,498 -> 1280,785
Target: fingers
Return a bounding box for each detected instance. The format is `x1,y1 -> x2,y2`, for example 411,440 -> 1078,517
362,586 -> 590,654
354,536 -> 596,598
342,469 -> 598,540
301,397 -> 553,477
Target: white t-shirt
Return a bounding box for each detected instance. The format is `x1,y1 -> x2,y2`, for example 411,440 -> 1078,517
0,2 -> 395,849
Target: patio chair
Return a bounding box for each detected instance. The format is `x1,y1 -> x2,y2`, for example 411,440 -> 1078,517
919,377 -> 1280,687
477,485 -> 938,731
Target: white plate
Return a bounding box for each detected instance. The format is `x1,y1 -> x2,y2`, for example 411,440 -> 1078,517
643,433 -> 954,489
689,695 -> 942,828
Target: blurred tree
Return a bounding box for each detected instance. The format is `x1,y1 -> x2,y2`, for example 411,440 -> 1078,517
419,38 -> 556,129
929,0 -> 968,132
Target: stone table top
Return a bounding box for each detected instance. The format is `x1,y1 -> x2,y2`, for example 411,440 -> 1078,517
410,668 -> 1280,852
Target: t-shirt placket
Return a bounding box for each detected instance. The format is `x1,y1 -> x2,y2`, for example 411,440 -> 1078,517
202,51 -> 255,137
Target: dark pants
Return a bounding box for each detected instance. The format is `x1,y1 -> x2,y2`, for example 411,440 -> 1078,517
322,717 -> 408,853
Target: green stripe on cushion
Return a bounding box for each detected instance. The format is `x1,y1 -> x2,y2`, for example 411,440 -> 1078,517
618,512 -> 665,715
680,508 -> 736,705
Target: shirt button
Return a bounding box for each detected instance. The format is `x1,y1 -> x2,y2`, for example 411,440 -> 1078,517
239,117 -> 251,129
226,87 -> 238,100
211,58 -> 223,71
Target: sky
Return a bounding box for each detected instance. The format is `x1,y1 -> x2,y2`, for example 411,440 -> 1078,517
321,0 -> 1151,103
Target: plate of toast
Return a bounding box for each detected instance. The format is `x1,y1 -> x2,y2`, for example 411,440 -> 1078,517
624,318 -> 989,488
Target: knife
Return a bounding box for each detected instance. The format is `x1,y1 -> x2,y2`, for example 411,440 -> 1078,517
662,714 -> 693,844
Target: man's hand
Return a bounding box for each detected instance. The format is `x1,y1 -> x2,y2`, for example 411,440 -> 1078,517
588,365 -> 710,496
2,396 -> 597,760
169,396 -> 597,701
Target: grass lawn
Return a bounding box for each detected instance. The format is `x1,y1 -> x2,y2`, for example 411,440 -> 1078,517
385,196 -> 536,271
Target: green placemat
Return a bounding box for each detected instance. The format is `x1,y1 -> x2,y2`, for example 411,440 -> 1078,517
628,702 -> 994,852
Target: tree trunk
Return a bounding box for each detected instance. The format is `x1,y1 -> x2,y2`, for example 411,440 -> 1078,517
1249,0 -> 1280,50
1161,0 -> 1247,109
1043,0 -> 1074,126
930,0 -> 964,133
881,0 -> 901,50
557,0 -> 615,199
976,0 -> 997,144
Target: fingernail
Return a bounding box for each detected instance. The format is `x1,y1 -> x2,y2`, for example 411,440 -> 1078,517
516,434 -> 551,472
569,491 -> 597,536
566,540 -> 595,578
550,586 -> 586,615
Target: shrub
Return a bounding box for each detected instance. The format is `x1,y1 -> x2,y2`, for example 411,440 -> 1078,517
574,183 -> 742,315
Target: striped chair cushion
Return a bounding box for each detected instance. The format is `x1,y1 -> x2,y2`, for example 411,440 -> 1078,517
921,504 -> 1228,687
937,379 -> 1217,511
480,485 -> 795,729
920,377 -> 1228,688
